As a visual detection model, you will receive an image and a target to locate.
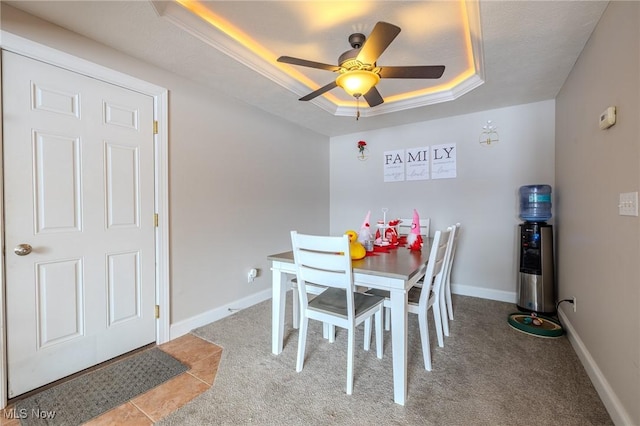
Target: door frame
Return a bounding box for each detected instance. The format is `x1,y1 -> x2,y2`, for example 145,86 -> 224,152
0,31 -> 170,408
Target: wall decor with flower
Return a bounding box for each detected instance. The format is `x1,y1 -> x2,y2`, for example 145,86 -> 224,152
479,120 -> 499,146
357,140 -> 369,161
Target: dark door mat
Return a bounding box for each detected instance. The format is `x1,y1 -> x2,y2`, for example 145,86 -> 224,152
14,347 -> 188,425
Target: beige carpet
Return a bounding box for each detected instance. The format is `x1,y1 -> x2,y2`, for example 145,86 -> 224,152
158,295 -> 612,425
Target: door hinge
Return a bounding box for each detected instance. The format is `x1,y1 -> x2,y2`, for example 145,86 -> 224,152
153,120 -> 159,135
154,213 -> 159,227
155,305 -> 160,319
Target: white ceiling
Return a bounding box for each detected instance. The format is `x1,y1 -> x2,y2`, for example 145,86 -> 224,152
6,1 -> 609,137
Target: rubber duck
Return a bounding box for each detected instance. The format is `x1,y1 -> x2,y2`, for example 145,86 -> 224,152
345,230 -> 366,260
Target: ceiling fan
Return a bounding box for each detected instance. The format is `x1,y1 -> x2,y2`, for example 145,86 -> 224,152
277,21 -> 445,108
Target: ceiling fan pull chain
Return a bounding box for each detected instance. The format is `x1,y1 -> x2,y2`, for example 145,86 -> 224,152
356,97 -> 361,121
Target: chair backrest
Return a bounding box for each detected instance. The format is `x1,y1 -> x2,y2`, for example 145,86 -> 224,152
290,231 -> 354,312
444,223 -> 461,277
418,227 -> 451,306
449,222 -> 462,264
398,217 -> 431,238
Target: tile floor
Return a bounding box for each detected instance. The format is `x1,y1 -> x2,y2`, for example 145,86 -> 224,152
0,334 -> 222,425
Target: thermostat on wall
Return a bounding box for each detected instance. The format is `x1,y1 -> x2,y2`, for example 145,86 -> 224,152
599,106 -> 616,130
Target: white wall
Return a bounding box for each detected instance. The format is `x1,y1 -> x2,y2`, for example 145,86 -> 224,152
167,81 -> 329,322
0,5 -> 331,327
330,100 -> 555,300
555,2 -> 639,424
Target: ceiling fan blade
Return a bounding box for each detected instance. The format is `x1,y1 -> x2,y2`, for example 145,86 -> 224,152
363,86 -> 384,107
356,22 -> 401,65
277,56 -> 340,72
378,65 -> 446,79
299,81 -> 338,101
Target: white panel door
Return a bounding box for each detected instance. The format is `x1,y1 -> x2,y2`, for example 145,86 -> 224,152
2,51 -> 156,397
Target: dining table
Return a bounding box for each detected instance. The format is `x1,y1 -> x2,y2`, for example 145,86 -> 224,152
268,243 -> 430,405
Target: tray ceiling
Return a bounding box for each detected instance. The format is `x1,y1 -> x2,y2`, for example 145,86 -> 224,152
4,1 -> 609,136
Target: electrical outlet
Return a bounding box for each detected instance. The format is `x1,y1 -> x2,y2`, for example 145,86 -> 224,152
573,296 -> 577,313
247,268 -> 258,283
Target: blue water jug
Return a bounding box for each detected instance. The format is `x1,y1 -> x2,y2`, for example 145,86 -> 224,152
519,185 -> 552,222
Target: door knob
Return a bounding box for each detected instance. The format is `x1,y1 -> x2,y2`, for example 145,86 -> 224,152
14,244 -> 32,256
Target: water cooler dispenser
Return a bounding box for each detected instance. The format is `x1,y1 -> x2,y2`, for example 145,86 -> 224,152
517,185 -> 555,315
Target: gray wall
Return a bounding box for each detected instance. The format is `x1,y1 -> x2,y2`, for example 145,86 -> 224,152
0,4 -> 331,324
556,2 -> 639,424
330,100 -> 555,301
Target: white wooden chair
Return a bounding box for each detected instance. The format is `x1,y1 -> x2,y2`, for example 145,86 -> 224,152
441,223 -> 461,337
366,227 -> 451,370
290,231 -> 385,394
290,278 -> 324,328
290,277 -> 337,341
378,216 -> 430,331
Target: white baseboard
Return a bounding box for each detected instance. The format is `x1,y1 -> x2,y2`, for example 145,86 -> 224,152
169,288 -> 272,340
452,283 -> 517,304
558,309 -> 632,426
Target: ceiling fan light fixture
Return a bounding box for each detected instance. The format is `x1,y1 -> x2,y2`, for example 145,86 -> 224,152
336,70 -> 380,98
278,21 -> 445,107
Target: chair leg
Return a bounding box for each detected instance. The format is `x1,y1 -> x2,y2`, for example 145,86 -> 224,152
363,318 -> 371,351
346,327 -> 355,395
446,278 -> 454,320
433,300 -> 444,348
292,288 -> 300,329
440,289 -> 449,337
417,310 -> 432,371
363,320 -> 378,351
384,306 -> 391,331
328,324 -> 336,343
296,316 -> 308,372
375,308 -> 383,359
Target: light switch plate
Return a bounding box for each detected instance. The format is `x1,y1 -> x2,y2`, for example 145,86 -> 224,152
619,192 -> 638,216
